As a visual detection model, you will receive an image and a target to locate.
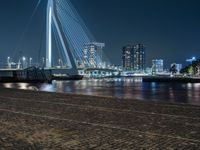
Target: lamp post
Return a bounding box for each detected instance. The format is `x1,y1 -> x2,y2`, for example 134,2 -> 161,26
29,58 -> 33,67
58,58 -> 61,67
22,57 -> 27,69
7,57 -> 11,69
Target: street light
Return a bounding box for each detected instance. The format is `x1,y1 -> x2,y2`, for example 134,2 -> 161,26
22,57 -> 26,61
22,56 -> 27,69
29,58 -> 33,67
7,57 -> 11,69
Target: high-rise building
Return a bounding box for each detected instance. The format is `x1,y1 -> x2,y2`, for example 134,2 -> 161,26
122,45 -> 134,71
170,63 -> 182,74
83,42 -> 105,68
152,59 -> 164,74
133,44 -> 145,71
176,64 -> 182,73
122,44 -> 146,71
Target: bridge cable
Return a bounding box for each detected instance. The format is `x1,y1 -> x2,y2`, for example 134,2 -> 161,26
12,0 -> 42,60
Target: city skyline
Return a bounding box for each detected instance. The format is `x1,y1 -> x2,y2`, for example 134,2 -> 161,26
0,1 -> 200,149
0,0 -> 200,67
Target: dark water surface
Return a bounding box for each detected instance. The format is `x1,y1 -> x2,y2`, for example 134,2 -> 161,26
1,77 -> 200,106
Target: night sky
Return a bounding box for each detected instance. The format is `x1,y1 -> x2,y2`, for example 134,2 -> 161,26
0,0 -> 200,68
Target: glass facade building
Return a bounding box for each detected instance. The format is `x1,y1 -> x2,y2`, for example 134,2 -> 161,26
152,59 -> 164,74
133,44 -> 145,71
122,44 -> 145,71
122,45 -> 134,71
83,42 -> 105,68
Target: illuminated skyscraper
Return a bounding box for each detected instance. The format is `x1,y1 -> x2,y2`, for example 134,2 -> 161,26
122,45 -> 134,71
133,44 -> 145,71
83,42 -> 105,68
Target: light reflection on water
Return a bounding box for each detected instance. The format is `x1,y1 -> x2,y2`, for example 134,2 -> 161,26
1,77 -> 200,105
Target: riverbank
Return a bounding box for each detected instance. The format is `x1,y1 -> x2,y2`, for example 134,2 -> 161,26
143,76 -> 200,83
0,88 -> 200,149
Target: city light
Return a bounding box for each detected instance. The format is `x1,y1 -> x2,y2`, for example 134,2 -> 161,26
29,58 -> 33,67
22,57 -> 26,61
0,1 -> 200,150
186,57 -> 197,63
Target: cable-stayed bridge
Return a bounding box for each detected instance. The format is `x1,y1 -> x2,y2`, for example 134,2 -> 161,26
3,0 -> 120,78
46,0 -> 110,73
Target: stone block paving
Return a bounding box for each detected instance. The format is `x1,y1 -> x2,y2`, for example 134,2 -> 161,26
0,88 -> 199,149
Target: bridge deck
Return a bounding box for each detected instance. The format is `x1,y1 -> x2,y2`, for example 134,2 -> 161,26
0,88 -> 200,149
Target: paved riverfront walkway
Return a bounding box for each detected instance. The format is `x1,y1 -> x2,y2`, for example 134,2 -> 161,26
0,88 -> 200,149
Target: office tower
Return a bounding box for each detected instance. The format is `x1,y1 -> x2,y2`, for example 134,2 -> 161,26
152,59 -> 164,74
83,42 -> 105,68
133,44 -> 145,71
122,45 -> 134,71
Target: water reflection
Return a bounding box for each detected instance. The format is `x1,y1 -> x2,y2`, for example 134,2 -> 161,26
1,77 -> 200,105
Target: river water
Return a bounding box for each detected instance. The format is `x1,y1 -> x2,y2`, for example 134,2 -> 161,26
1,77 -> 200,106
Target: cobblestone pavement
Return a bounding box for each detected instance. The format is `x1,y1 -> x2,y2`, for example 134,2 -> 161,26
0,88 -> 199,149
